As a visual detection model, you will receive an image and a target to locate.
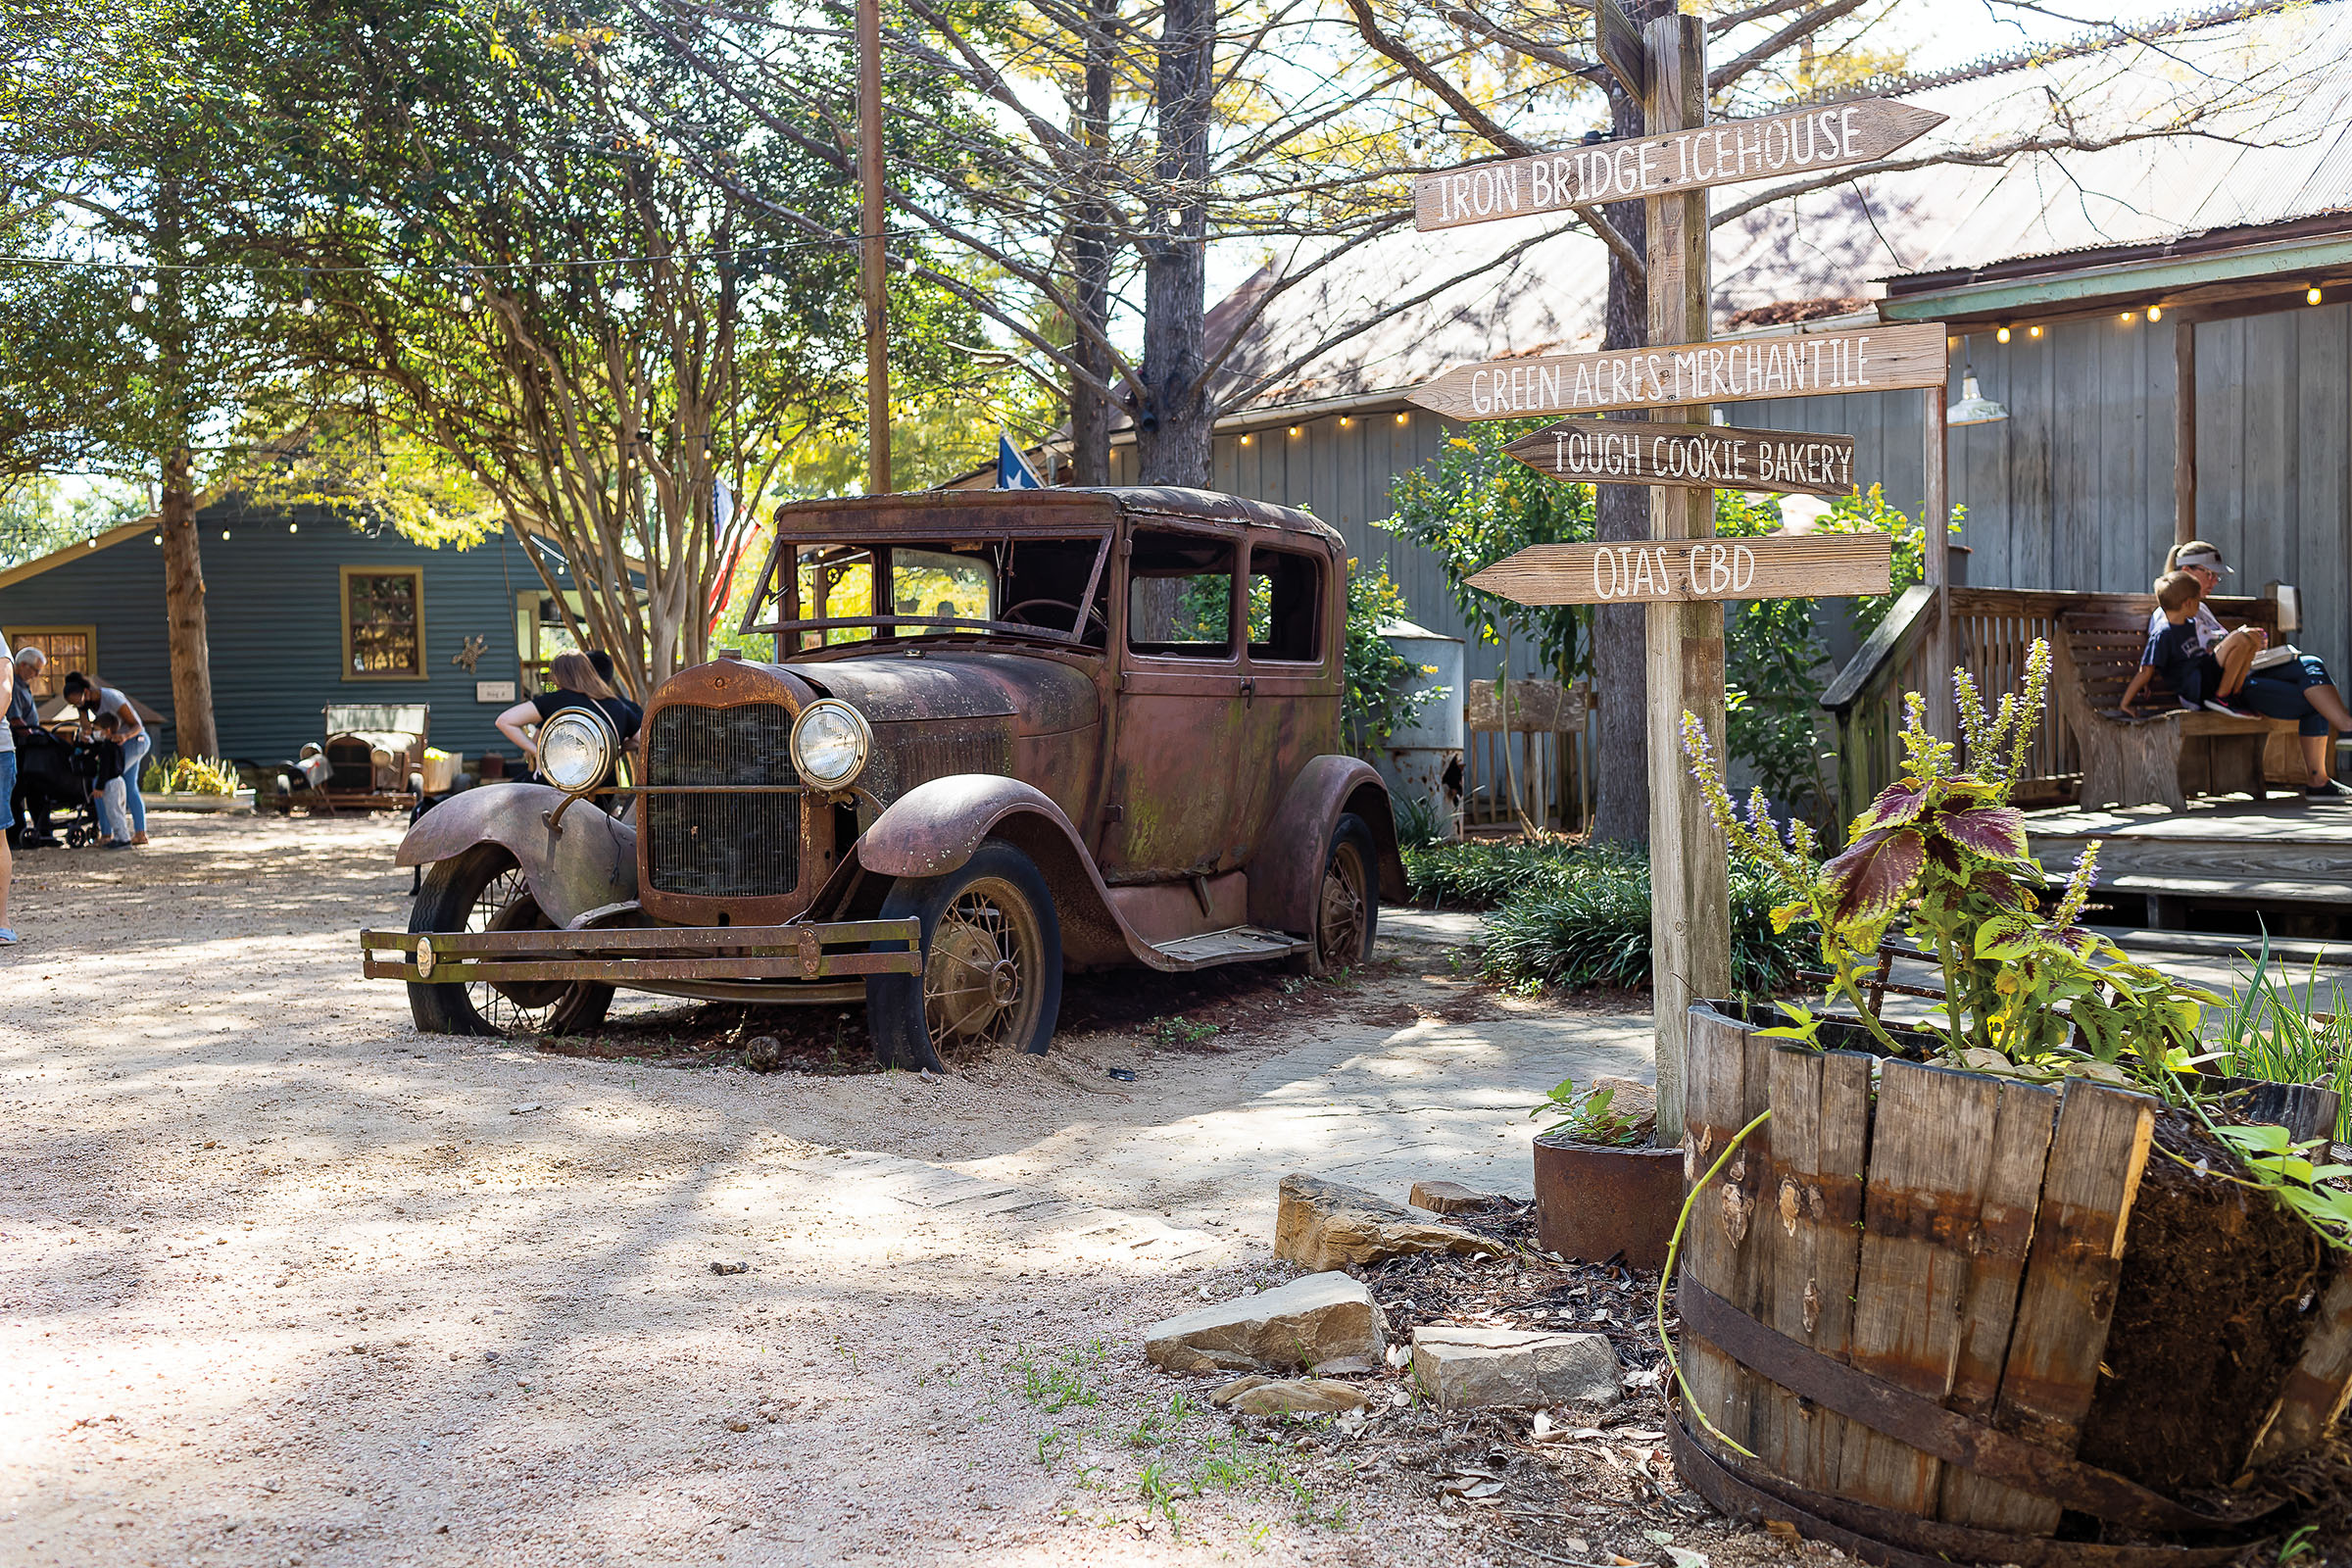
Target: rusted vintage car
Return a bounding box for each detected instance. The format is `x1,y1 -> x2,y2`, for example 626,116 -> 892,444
361,488 -> 1405,1068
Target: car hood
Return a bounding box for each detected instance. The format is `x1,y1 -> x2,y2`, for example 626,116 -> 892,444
794,649 -> 1099,731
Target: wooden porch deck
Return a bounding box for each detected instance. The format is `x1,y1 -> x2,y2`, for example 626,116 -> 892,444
2025,793 -> 2352,926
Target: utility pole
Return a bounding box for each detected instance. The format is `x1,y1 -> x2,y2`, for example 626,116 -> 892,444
857,0 -> 891,495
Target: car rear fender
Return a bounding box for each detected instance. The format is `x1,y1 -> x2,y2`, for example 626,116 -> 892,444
1247,756 -> 1406,934
395,783 -> 638,929
855,776 -> 1144,967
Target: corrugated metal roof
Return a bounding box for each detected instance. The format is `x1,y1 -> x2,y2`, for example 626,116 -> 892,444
1215,3 -> 2352,410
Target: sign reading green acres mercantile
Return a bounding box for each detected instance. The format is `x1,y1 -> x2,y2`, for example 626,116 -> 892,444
1409,321 -> 1947,421
1412,100 -> 1945,231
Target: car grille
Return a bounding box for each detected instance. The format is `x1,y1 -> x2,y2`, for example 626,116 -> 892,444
644,703 -> 802,899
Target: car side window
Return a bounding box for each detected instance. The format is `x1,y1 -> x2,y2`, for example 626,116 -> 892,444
1248,549 -> 1322,662
1127,531 -> 1236,659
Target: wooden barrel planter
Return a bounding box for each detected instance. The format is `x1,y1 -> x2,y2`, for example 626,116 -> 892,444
1672,1000 -> 2352,1568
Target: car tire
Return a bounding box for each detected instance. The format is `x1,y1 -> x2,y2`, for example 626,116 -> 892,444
409,844 -> 615,1037
865,840 -> 1063,1073
1292,811 -> 1379,977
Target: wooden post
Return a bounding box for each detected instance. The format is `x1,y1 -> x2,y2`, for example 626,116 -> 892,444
1642,10 -> 1727,1147
1924,376 -> 1953,740
856,0 -> 891,495
2174,313 -> 2197,548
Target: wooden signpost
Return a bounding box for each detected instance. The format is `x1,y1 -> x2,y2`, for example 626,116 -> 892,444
1468,533 -> 1891,607
1402,10 -> 1948,1145
1407,321 -> 1947,420
1504,419 -> 1857,496
1414,99 -> 1945,232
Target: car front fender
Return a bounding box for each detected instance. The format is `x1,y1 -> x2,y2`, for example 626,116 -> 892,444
395,782 -> 637,929
1247,756 -> 1406,935
856,775 -> 1081,880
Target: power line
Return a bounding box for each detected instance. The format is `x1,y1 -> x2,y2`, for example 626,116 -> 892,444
0,236 -> 862,277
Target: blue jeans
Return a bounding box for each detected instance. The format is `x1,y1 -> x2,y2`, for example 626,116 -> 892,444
2236,658 -> 2336,738
0,751 -> 15,830
118,732 -> 151,835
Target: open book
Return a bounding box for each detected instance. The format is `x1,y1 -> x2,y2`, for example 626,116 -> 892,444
2251,644 -> 2305,672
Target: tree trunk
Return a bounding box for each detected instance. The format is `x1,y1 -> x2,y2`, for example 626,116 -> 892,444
158,442 -> 217,759
1588,73 -> 1652,846
153,172 -> 218,760
1067,0 -> 1115,485
1133,0 -> 1214,486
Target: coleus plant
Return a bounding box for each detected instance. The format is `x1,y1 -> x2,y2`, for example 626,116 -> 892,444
1680,639 -> 2219,1082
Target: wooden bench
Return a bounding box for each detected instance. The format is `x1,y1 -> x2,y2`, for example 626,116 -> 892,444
2052,599 -> 2304,811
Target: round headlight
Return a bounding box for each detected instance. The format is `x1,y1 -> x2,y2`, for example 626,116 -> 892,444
539,706 -> 616,796
791,700 -> 871,790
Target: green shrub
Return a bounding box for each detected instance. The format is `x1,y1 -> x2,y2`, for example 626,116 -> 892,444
1401,837 -> 1579,908
1479,846 -> 1815,995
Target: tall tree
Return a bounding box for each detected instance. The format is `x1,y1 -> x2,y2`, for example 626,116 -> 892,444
634,0 -> 1594,486
255,0 -> 986,690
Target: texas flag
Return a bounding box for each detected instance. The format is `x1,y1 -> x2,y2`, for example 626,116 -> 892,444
996,434 -> 1044,490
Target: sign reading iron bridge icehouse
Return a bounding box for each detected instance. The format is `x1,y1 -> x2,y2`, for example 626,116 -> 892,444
1413,99 -> 1944,231
1410,321 -> 1948,421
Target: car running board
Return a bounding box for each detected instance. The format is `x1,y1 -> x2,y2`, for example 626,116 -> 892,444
1147,924 -> 1309,971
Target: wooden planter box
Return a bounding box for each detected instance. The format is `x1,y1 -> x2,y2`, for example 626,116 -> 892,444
1533,1135 -> 1683,1271
1672,1000 -> 2352,1566
148,790 -> 253,813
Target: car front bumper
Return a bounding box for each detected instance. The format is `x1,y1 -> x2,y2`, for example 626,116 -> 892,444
360,918 -> 921,986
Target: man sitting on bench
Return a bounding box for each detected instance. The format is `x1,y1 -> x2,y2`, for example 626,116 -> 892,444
2121,569 -> 2352,799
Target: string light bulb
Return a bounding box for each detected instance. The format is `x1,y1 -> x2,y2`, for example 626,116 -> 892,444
2029,323 -> 2042,338
2146,305 -> 2163,322
1288,425 -> 1300,438
299,272 -> 318,317
2309,283 -> 2325,306
288,521 -> 299,533
1994,324 -> 2011,344
456,275 -> 477,311
1396,412 -> 1408,425
127,277 -> 152,314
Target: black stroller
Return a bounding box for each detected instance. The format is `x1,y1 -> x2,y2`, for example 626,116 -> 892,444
9,724 -> 101,850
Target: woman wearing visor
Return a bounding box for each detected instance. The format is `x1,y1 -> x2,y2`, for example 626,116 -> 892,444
493,651 -> 642,799
2154,541 -> 2352,797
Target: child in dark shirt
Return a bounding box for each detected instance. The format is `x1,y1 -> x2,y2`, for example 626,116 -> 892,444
2120,571 -> 2245,716
87,710 -> 131,846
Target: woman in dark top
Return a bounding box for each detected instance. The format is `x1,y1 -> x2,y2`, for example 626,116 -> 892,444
494,651 -> 641,787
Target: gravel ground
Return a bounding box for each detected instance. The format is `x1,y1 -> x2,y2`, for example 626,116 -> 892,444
0,812 -> 1799,1568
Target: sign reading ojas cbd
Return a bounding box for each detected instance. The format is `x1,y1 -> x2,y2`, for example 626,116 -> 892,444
1409,321 -> 1947,421
1466,534 -> 1892,608
1414,100 -> 1944,231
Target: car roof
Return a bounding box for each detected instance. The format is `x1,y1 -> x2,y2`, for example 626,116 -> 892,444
770,486 -> 1344,548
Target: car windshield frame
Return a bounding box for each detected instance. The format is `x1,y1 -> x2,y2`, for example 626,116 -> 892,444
739,531 -> 1115,654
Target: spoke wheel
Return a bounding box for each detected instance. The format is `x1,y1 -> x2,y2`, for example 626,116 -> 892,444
409,845 -> 613,1038
1298,812 -> 1380,977
867,841 -> 1063,1072
921,879 -> 1046,1054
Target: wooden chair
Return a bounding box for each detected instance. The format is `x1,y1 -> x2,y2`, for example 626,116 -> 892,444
2052,610 -> 2288,811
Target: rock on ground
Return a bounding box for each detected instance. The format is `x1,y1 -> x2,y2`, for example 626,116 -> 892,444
1412,1325 -> 1621,1411
1143,1270 -> 1387,1374
1275,1173 -> 1494,1272
1409,1180 -> 1500,1214
1228,1378 -> 1370,1416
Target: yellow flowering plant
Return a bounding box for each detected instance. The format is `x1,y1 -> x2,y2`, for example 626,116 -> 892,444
1680,639 -> 2220,1084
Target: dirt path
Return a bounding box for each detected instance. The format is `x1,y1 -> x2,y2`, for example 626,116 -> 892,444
0,813 -> 1729,1568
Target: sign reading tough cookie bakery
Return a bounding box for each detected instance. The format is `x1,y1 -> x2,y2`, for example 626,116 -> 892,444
1466,533 -> 1892,607
1506,419 -> 1856,496
1414,99 -> 1944,232
1409,321 -> 1947,421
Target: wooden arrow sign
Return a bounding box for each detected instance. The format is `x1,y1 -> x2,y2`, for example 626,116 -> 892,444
1410,321 -> 1946,421
1414,99 -> 1944,232
1506,419 -> 1858,497
1467,533 -> 1892,608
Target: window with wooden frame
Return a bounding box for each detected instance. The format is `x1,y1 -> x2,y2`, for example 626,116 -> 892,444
3,627 -> 95,699
340,567 -> 426,679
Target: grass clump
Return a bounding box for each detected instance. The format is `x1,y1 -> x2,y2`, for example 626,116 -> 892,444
1479,845 -> 1814,995
1401,836 -> 1578,908
2213,938 -> 2352,1140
